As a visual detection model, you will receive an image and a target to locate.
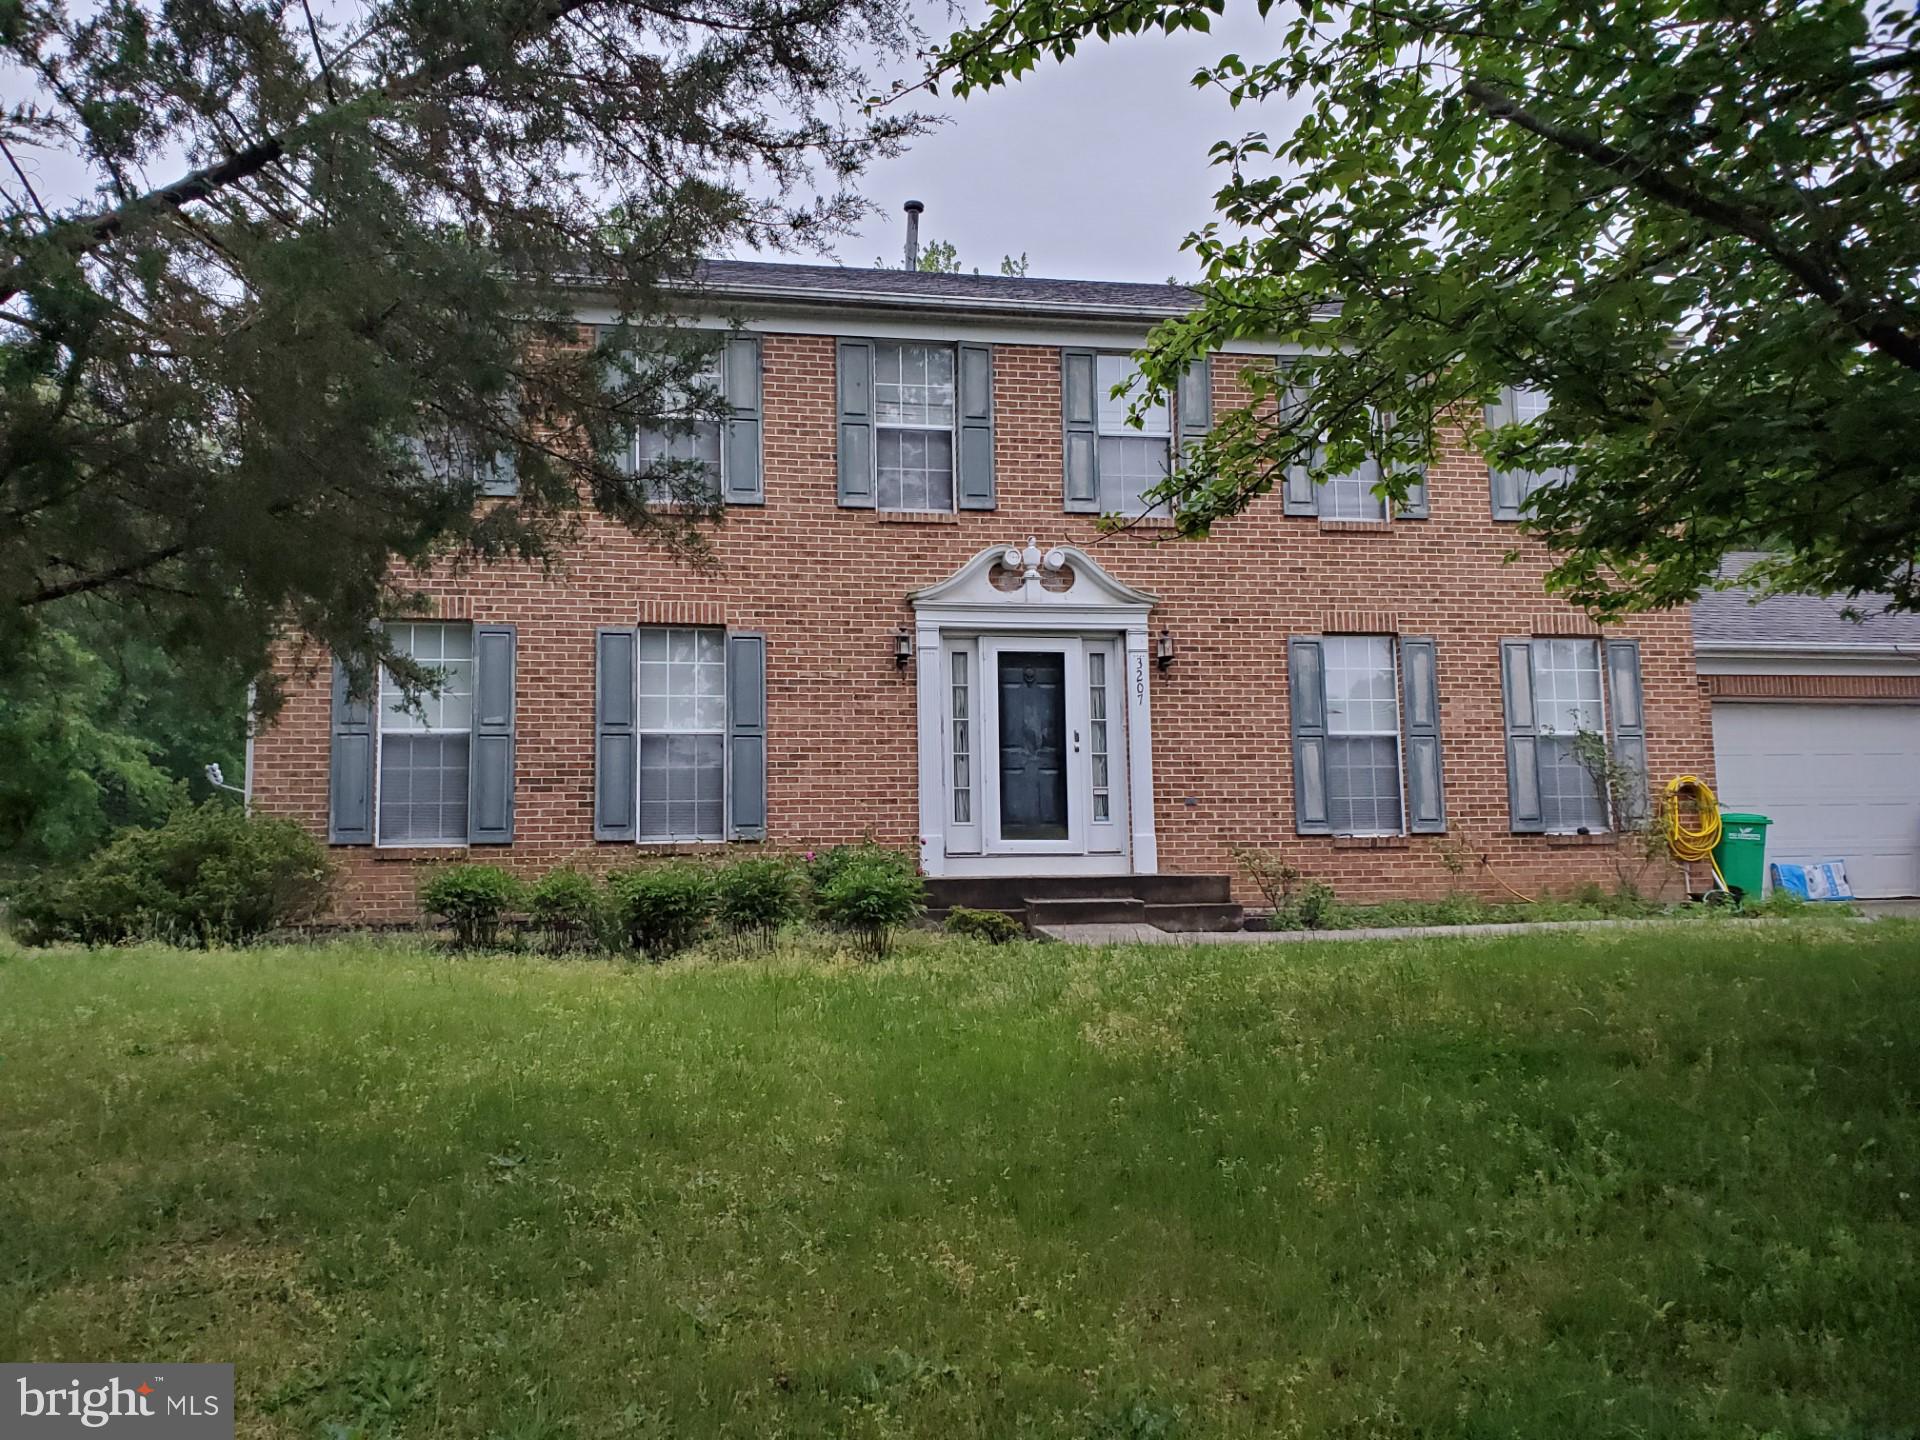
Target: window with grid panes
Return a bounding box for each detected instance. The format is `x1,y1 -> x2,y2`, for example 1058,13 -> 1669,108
378,623 -> 473,845
637,628 -> 728,841
950,651 -> 971,824
1529,637 -> 1610,831
1323,635 -> 1404,834
634,349 -> 723,503
875,342 -> 956,511
1095,354 -> 1170,517
1088,650 -> 1112,821
1319,459 -> 1387,521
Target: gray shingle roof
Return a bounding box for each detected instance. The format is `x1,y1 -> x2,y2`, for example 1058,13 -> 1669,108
1691,553 -> 1920,651
690,259 -> 1198,320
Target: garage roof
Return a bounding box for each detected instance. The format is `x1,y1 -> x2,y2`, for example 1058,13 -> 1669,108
1693,554 -> 1920,652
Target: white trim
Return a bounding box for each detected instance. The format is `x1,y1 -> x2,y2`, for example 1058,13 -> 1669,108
910,545 -> 1160,878
572,305 -> 1297,357
1696,647 -> 1920,676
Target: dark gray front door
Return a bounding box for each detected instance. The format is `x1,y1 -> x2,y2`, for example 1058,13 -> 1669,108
997,651 -> 1068,840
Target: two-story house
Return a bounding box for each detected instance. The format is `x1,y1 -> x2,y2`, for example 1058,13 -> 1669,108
248,259 -> 1715,924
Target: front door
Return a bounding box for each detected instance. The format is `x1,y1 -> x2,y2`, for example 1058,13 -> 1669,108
996,650 -> 1069,840
972,635 -> 1125,858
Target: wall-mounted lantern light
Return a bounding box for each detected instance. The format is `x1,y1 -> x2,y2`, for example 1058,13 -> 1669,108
895,626 -> 915,670
1156,628 -> 1176,672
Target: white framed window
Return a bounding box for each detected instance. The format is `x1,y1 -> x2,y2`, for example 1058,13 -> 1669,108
636,627 -> 727,841
1529,637 -> 1609,832
1095,354 -> 1171,517
1323,635 -> 1404,835
378,622 -> 474,846
1088,649 -> 1112,822
634,348 -> 724,504
875,342 -> 957,512
950,650 -> 972,825
1320,462 -> 1387,521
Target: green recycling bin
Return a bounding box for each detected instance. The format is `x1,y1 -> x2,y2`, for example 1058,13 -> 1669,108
1713,813 -> 1772,898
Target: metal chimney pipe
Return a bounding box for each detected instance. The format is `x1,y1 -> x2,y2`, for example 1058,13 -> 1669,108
903,199 -> 924,269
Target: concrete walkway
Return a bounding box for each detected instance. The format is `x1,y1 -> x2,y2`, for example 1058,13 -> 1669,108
1032,913 -> 1882,946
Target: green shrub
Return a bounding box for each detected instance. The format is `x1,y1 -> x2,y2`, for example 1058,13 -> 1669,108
714,858 -> 804,946
804,842 -> 916,906
606,862 -> 715,958
418,864 -> 525,949
1295,881 -> 1338,931
8,802 -> 333,946
944,906 -> 1023,945
816,853 -> 924,959
525,867 -> 605,952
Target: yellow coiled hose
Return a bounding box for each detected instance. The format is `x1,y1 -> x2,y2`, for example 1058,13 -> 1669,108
1663,775 -> 1727,892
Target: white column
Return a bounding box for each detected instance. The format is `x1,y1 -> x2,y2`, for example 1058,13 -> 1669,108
1124,625 -> 1158,874
914,620 -> 946,876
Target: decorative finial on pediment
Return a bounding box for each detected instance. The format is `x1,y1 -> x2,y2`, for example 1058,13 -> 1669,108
1001,537 -> 1067,580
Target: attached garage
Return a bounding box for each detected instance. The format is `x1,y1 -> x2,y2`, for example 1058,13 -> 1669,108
1710,702 -> 1920,899
1694,556 -> 1920,900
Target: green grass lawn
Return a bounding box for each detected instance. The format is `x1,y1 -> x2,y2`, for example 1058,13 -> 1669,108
2,923 -> 1917,1439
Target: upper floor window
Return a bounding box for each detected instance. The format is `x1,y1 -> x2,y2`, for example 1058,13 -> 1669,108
875,342 -> 957,512
1278,359 -> 1424,521
378,622 -> 474,846
1094,354 -> 1171,518
1486,385 -> 1571,520
634,347 -> 724,504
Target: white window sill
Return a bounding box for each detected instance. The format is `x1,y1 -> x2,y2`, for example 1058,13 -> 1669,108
876,509 -> 959,525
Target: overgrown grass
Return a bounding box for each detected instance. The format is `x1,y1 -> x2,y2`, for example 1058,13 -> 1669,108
2,923 -> 1916,1438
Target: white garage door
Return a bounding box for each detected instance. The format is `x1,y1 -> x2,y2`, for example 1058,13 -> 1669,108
1712,703 -> 1920,898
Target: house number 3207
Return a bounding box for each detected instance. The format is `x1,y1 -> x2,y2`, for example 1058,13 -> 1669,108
1134,655 -> 1146,701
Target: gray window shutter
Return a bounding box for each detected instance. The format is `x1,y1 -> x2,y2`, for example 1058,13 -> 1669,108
1400,637 -> 1446,833
467,624 -> 516,844
1485,388 -> 1530,521
1061,348 -> 1099,512
1177,357 -> 1211,464
1283,464 -> 1318,516
1279,360 -> 1318,515
1605,638 -> 1649,826
956,342 -> 996,510
1288,638 -> 1332,835
328,657 -> 376,845
1399,466 -> 1429,519
1500,638 -> 1546,833
723,333 -> 763,505
727,632 -> 767,840
595,628 -> 636,841
837,339 -> 875,507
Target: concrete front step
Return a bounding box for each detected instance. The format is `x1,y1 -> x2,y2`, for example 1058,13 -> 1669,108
926,873 -> 1233,912
1143,901 -> 1245,933
1022,896 -> 1149,928
924,873 -> 1244,935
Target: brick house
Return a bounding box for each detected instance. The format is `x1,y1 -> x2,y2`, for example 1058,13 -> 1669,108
248,260 -> 1715,923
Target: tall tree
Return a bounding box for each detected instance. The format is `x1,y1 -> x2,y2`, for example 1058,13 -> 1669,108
0,608 -> 246,867
929,0 -> 1920,615
2,0 -> 926,700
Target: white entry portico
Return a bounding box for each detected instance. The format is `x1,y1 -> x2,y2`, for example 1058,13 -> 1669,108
910,543 -> 1159,878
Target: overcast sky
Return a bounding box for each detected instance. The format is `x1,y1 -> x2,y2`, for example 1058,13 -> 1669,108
802,6 -> 1296,284
5,3 -> 1294,288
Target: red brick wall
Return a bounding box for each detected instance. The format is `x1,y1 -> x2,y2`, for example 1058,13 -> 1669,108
252,333 -> 1714,921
